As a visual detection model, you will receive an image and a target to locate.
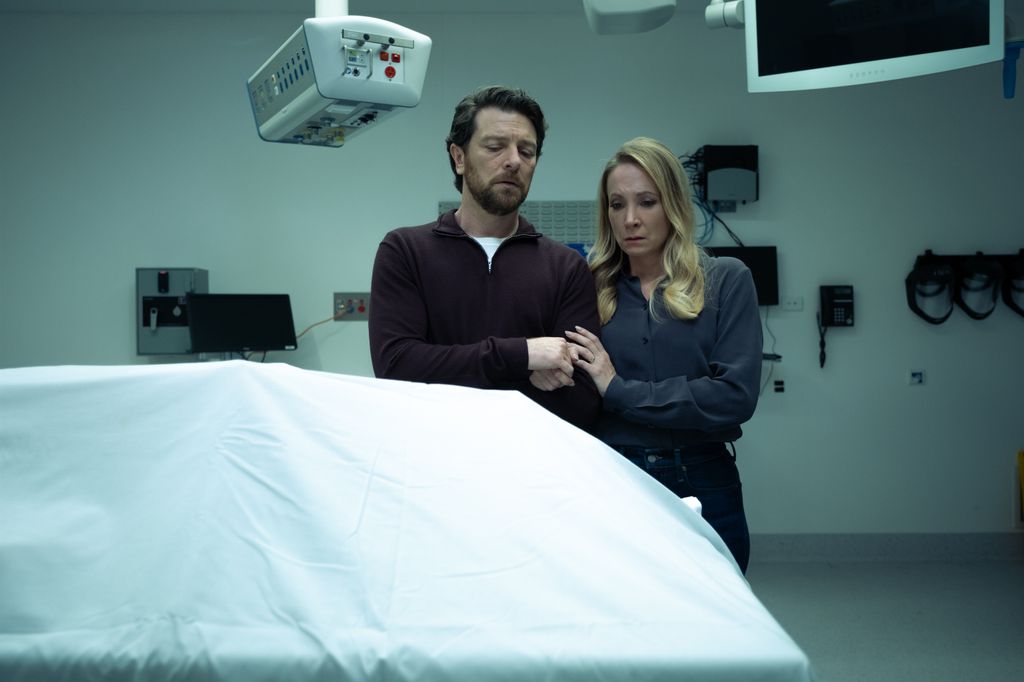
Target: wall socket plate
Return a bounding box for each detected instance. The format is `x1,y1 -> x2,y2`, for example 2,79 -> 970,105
781,295 -> 804,312
334,292 -> 370,321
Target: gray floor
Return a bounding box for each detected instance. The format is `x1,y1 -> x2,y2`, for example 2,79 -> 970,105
746,560 -> 1024,682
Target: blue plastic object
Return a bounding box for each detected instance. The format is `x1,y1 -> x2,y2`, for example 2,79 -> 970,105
1005,41 -> 1024,99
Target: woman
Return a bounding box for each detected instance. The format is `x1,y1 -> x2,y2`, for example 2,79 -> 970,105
566,137 -> 762,573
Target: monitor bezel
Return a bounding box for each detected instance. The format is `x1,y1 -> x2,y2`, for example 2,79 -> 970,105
186,293 -> 298,354
744,0 -> 1005,93
705,245 -> 779,307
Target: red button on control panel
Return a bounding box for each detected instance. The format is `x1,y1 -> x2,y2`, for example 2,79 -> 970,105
391,53 -> 401,63
385,65 -> 396,79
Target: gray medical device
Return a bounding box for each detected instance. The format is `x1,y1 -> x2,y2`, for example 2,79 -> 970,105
136,268 -> 209,355
702,145 -> 758,207
246,16 -> 431,148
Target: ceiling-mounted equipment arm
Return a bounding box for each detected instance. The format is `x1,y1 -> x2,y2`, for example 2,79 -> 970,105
246,15 -> 431,148
316,0 -> 349,17
705,0 -> 745,30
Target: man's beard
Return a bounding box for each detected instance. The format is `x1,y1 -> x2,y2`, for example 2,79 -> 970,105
464,163 -> 528,217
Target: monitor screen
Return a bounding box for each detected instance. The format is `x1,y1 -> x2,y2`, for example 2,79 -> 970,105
745,0 -> 1004,92
705,245 -> 779,306
187,294 -> 297,353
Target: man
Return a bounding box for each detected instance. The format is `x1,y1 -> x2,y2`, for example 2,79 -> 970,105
368,85 -> 600,430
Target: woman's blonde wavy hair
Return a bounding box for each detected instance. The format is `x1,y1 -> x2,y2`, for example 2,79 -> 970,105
589,137 -> 705,324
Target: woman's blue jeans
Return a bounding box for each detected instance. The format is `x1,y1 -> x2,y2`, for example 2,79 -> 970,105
614,443 -> 750,574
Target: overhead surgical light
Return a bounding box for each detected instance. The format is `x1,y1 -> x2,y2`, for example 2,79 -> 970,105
582,0 -> 677,34
246,1 -> 431,148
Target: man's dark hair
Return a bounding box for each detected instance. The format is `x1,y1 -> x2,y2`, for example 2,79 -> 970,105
445,85 -> 548,192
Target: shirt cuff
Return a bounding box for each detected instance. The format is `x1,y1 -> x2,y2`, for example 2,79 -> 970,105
602,374 -> 629,412
494,336 -> 531,380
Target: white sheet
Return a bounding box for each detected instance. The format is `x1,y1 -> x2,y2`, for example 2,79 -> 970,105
0,361 -> 814,681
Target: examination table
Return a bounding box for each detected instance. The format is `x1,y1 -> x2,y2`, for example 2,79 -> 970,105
0,361 -> 814,681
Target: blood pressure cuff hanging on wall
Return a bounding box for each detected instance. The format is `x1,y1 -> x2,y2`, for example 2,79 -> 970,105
905,254 -> 955,324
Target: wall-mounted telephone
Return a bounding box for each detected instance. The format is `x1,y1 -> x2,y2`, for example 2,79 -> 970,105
820,285 -> 855,327
817,285 -> 854,369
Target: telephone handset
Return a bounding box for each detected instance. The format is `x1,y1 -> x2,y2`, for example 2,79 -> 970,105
817,285 -> 854,369
820,285 -> 855,327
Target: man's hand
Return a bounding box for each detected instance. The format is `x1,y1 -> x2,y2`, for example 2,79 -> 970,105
529,368 -> 574,391
526,337 -> 577,392
527,336 -> 576,375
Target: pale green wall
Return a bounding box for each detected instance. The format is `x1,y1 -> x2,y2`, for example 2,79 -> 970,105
1,7 -> 1022,535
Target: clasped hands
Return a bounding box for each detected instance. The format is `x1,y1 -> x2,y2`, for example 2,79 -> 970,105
527,326 -> 615,395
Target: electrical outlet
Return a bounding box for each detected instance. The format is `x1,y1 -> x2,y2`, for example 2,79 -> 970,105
781,295 -> 803,312
333,292 -> 370,321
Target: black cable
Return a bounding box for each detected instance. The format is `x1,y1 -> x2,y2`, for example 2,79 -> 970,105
694,203 -> 715,244
679,149 -> 745,247
759,360 -> 775,396
710,211 -> 745,247
679,151 -> 714,242
763,304 -> 777,353
760,306 -> 782,394
816,312 -> 827,368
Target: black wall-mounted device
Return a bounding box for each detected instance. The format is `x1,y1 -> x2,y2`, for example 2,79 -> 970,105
701,145 -> 759,209
706,245 -> 779,306
819,285 -> 855,327
817,285 -> 854,368
187,294 -> 298,354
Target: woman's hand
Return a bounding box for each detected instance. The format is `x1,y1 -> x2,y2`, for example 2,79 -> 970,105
565,325 -> 616,397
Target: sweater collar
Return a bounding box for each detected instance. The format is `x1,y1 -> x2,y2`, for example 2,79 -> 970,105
434,209 -> 541,240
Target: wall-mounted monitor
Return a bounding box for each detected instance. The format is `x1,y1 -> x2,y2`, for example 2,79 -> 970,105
187,294 -> 297,354
705,245 -> 779,306
745,0 -> 1005,93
